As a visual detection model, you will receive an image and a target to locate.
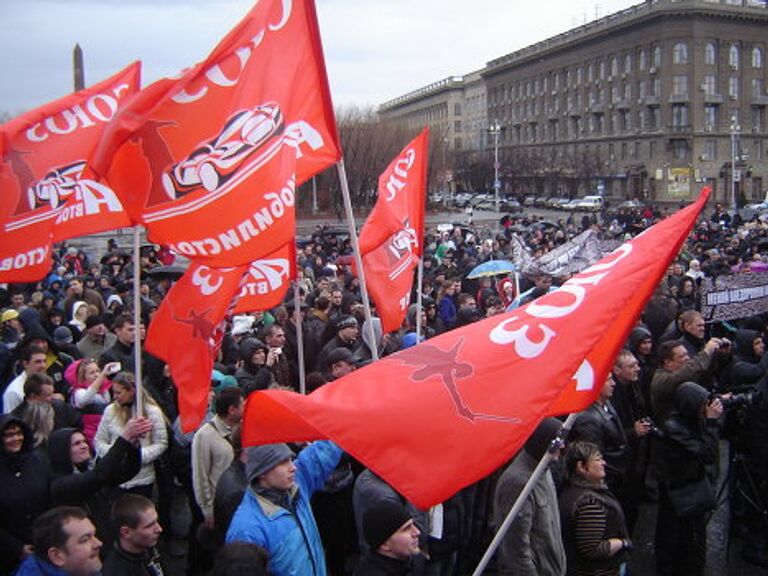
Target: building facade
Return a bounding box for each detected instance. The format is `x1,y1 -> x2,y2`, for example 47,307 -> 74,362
380,0 -> 768,204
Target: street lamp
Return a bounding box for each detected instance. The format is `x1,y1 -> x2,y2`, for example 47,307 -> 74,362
489,120 -> 503,212
730,115 -> 740,213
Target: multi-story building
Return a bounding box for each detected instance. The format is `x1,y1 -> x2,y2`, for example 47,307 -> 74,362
380,0 -> 768,204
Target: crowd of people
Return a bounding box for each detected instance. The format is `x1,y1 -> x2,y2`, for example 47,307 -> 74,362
1,200 -> 767,575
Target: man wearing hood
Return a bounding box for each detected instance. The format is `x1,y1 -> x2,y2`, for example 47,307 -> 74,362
654,382 -> 722,576
226,441 -> 343,576
48,419 -> 150,544
0,415 -> 50,574
234,338 -> 274,396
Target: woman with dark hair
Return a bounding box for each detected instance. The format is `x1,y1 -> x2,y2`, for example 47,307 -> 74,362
0,415 -> 50,574
675,276 -> 699,312
93,372 -> 168,497
559,441 -> 631,576
47,420 -> 150,543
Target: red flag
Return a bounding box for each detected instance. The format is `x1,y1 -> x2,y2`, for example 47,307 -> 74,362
242,188 -> 711,509
0,63 -> 140,282
233,241 -> 296,313
357,129 -> 428,332
93,0 -> 340,267
145,262 -> 246,431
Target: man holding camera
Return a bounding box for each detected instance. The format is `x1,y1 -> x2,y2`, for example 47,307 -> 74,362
651,336 -> 725,422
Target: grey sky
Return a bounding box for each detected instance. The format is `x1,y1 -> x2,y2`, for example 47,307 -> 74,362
1,0 -> 637,116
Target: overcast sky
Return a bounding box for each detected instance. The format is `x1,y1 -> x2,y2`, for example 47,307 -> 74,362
1,0 -> 639,116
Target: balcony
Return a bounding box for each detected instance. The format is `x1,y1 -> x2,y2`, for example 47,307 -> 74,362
668,93 -> 690,103
641,95 -> 660,106
667,124 -> 693,136
752,94 -> 768,106
703,93 -> 724,104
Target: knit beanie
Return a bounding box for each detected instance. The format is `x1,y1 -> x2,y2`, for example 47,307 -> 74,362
524,417 -> 563,460
245,443 -> 294,482
363,500 -> 413,551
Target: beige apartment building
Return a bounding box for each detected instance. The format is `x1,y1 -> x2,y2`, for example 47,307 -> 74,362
379,0 -> 768,205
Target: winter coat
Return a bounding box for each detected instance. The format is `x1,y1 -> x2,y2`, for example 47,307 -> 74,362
93,403 -> 167,490
14,554 -> 79,576
353,552 -> 413,576
226,441 -> 343,576
493,451 -> 566,576
0,416 -> 50,575
559,478 -> 628,576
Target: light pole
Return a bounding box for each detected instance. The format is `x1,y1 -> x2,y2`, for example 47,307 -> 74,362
730,115 -> 741,213
311,175 -> 318,214
489,120 -> 503,212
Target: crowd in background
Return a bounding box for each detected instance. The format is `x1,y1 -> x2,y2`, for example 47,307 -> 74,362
1,200 -> 768,575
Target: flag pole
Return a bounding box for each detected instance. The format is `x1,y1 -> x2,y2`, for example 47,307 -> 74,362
294,281 -> 306,394
415,257 -> 424,341
471,412 -> 578,576
336,159 -> 378,361
131,226 -> 144,416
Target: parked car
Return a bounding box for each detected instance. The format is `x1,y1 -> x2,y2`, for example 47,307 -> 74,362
577,195 -> 605,211
534,196 -> 549,207
523,196 -> 536,206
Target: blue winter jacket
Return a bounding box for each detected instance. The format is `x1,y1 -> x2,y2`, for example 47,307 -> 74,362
226,441 -> 343,576
14,554 -> 90,576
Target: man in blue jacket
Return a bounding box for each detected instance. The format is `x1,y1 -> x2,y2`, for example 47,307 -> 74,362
226,440 -> 343,576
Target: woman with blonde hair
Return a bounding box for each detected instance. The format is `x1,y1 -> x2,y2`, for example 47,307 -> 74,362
93,371 -> 167,496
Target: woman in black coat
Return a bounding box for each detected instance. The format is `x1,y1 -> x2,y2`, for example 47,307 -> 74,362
0,415 -> 50,574
48,418 -> 150,544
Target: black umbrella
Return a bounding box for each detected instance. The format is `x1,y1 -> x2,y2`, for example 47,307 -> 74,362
145,265 -> 186,280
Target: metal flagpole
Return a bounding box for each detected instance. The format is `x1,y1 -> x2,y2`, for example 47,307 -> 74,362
415,257 -> 424,342
131,226 -> 144,415
294,281 -> 306,394
471,412 -> 578,576
336,159 -> 378,361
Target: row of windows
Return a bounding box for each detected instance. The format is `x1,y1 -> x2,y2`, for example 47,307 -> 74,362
496,105 -> 765,143
487,43 -> 764,105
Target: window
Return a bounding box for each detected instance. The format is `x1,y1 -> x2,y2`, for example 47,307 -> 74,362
673,43 -> 688,65
753,47 -> 764,69
672,140 -> 689,160
587,63 -> 594,82
621,142 -> 627,160
454,103 -> 461,115
611,56 -> 619,77
624,54 -> 633,74
729,77 -> 739,98
577,67 -> 583,84
755,140 -> 764,161
639,49 -> 647,71
702,75 -> 716,96
672,75 -> 688,96
704,42 -> 716,66
704,140 -> 717,160
622,110 -> 632,132
611,85 -> 619,102
652,77 -> 661,97
599,60 -> 606,80
638,80 -> 646,99
650,140 -> 656,159
704,105 -> 717,128
653,46 -> 662,68
729,44 -> 740,69
624,83 -> 631,101
753,78 -> 765,98
753,107 -> 765,131
672,104 -> 689,127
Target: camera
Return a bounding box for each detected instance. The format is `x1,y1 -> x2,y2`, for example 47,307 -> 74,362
642,417 -> 663,437
710,389 -> 762,411
107,362 -> 122,375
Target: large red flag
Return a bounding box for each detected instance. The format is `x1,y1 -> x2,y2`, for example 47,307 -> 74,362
145,262 -> 247,431
93,0 -> 340,267
0,63 -> 140,282
242,188 -> 711,509
357,129 -> 428,332
233,242 -> 296,313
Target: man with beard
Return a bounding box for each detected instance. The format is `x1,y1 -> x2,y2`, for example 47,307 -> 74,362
76,315 -> 116,361
104,494 -> 165,576
12,373 -> 82,448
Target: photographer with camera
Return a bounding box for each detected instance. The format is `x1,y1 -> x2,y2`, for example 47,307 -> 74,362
721,329 -> 768,567
654,382 -> 722,576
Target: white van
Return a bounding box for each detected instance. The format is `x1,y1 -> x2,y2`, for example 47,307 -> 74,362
578,195 -> 604,211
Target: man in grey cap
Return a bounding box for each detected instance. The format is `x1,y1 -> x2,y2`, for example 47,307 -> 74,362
226,440 -> 343,576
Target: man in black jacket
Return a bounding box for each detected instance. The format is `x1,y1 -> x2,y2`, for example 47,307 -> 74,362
354,500 -> 421,575
99,314 -> 137,374
104,494 -> 165,576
